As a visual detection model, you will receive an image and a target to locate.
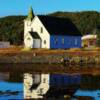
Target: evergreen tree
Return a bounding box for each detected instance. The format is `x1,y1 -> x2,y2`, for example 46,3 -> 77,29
96,32 -> 100,47
96,17 -> 100,47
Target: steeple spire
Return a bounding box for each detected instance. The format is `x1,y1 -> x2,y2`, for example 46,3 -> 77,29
27,6 -> 34,21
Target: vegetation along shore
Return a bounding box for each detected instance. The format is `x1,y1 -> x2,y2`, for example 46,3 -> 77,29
0,48 -> 99,64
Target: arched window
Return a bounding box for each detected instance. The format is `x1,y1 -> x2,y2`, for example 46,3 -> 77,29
27,37 -> 31,40
41,27 -> 43,33
44,40 -> 46,44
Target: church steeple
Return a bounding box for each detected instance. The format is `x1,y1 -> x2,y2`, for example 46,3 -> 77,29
27,6 -> 34,21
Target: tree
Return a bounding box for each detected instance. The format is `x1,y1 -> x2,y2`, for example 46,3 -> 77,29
96,32 -> 100,47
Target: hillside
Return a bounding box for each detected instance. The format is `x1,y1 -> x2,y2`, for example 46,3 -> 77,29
0,11 -> 100,45
0,16 -> 26,45
50,11 -> 100,35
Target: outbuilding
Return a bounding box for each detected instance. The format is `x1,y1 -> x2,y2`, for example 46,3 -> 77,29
0,42 -> 10,48
82,34 -> 97,47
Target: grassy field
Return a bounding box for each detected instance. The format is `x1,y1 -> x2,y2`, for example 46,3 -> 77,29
0,47 -> 100,56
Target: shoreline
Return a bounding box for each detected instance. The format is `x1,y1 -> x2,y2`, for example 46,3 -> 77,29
0,63 -> 100,75
0,51 -> 99,64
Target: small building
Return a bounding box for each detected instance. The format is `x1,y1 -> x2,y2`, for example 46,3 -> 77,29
24,7 -> 82,49
82,34 -> 97,47
0,42 -> 10,48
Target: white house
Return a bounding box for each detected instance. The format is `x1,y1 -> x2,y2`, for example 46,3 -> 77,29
24,7 -> 82,49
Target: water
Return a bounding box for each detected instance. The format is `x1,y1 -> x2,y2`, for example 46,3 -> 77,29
0,81 -> 23,99
74,90 -> 100,100
0,72 -> 23,99
0,64 -> 99,100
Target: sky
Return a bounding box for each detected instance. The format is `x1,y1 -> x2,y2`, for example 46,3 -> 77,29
0,0 -> 100,17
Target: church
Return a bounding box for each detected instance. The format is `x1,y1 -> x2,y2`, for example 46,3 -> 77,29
24,7 -> 82,49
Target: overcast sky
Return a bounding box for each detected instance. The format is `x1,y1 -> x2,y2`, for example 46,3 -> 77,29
0,0 -> 100,17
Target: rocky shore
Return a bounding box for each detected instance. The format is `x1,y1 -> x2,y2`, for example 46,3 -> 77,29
0,51 -> 99,64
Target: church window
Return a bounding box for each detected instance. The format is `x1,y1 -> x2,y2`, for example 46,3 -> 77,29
41,27 -> 43,33
27,37 -> 31,40
44,40 -> 46,44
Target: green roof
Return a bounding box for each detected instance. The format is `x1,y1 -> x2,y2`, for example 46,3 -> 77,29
27,6 -> 34,20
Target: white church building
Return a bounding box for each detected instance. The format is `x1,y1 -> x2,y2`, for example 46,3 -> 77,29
24,7 -> 82,49
24,7 -> 50,49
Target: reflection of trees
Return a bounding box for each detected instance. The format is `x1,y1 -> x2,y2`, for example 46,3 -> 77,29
0,72 -> 22,82
0,73 -> 9,81
81,75 -> 100,90
8,71 -> 23,82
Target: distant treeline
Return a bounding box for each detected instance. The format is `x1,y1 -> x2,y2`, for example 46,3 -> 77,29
0,16 -> 26,45
50,11 -> 100,35
0,11 -> 100,45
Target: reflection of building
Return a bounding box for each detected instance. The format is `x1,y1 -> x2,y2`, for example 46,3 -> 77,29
24,7 -> 82,49
24,74 -> 49,99
82,34 -> 97,47
24,73 -> 81,99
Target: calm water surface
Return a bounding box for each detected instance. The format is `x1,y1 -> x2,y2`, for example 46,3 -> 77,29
74,90 -> 100,100
0,72 -> 23,99
0,64 -> 99,100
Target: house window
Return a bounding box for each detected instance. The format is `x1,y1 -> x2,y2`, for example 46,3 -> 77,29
75,39 -> 78,45
62,38 -> 65,44
41,27 -> 43,33
44,40 -> 46,44
54,38 -> 58,44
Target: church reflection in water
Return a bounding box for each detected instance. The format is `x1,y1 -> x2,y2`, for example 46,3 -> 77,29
24,73 -> 81,99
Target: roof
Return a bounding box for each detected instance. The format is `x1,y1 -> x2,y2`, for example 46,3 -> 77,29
29,32 -> 41,39
38,15 -> 81,36
82,34 -> 97,40
27,7 -> 34,21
